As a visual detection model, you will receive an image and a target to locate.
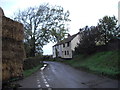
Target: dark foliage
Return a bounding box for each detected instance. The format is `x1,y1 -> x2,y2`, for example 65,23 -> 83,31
42,55 -> 56,61
23,55 -> 55,70
74,16 -> 120,55
23,56 -> 43,70
14,4 -> 70,57
107,38 -> 120,51
74,26 -> 99,55
97,16 -> 119,45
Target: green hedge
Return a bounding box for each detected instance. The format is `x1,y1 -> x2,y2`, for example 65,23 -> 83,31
23,64 -> 43,77
23,56 -> 43,70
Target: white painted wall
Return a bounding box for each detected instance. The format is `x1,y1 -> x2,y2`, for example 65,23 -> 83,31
52,33 -> 81,59
52,46 -> 56,58
53,44 -> 63,58
62,42 -> 72,58
61,34 -> 80,59
71,34 -> 80,51
58,44 -> 63,57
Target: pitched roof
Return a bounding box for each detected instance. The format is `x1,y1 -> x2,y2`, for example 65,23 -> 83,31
53,32 -> 79,46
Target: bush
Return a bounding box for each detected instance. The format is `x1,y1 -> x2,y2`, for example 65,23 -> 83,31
42,55 -> 56,61
23,56 -> 43,70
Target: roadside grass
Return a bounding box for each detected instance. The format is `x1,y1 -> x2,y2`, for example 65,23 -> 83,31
3,59 -> 44,88
23,64 -> 43,77
61,50 -> 120,79
3,64 -> 43,89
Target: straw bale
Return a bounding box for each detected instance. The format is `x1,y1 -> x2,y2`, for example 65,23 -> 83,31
2,37 -> 25,61
0,8 -> 4,37
0,7 -> 4,16
2,60 -> 23,80
2,16 -> 23,29
2,50 -> 25,62
11,41 -> 24,50
2,38 -> 14,50
2,60 -> 24,81
0,63 -> 2,82
2,10 -> 25,81
2,50 -> 14,60
2,26 -> 24,41
2,16 -> 24,41
8,60 -> 23,78
2,37 -> 23,48
2,63 -> 11,81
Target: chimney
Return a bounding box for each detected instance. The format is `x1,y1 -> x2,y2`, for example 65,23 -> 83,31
67,33 -> 71,38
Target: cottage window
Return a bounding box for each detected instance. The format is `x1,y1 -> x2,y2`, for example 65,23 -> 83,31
67,42 -> 69,47
65,51 -> 66,55
67,51 -> 69,55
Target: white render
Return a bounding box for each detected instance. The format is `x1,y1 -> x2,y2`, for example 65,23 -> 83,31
62,42 -> 72,58
52,33 -> 80,59
71,34 -> 80,51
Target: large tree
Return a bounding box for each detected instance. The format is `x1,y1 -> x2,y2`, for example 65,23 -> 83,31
74,16 -> 120,55
97,16 -> 119,44
74,26 -> 99,55
14,4 -> 70,57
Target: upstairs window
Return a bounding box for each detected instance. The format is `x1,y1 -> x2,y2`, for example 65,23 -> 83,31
67,42 -> 69,47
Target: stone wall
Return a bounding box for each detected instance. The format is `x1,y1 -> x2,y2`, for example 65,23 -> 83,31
1,8 -> 25,81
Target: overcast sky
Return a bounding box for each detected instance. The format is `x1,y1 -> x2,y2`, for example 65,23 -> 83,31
0,0 -> 119,55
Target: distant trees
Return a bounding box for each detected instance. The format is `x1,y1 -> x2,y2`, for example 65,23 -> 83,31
14,4 -> 70,57
74,16 -> 120,55
97,16 -> 119,44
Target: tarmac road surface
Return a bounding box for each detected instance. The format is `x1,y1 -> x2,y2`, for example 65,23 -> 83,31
15,61 -> 119,89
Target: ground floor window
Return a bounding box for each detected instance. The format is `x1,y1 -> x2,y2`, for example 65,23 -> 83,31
67,51 -> 69,55
65,51 -> 66,55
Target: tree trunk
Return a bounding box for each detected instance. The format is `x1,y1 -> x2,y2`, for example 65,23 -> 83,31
30,36 -> 36,57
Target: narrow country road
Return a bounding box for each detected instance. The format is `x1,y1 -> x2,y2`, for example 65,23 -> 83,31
15,61 -> 118,88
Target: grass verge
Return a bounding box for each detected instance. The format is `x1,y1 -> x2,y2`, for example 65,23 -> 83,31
23,64 -> 43,77
60,50 -> 120,79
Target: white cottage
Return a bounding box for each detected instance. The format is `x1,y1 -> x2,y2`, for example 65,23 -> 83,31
52,32 -> 80,59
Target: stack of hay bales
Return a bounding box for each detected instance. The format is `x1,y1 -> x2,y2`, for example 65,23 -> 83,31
0,7 -> 3,89
1,8 -> 25,81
